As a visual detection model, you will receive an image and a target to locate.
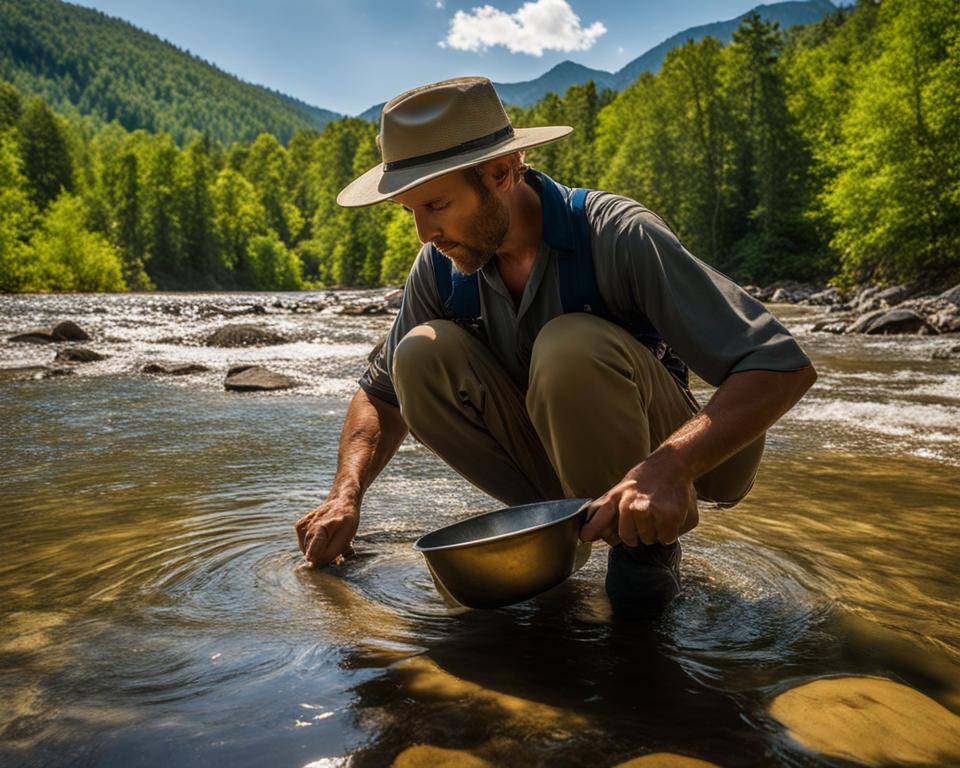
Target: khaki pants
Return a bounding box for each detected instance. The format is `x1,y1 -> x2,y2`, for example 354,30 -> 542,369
392,313 -> 764,508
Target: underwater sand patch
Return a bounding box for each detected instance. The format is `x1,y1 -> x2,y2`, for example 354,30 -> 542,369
391,744 -> 493,767
769,676 -> 960,766
391,656 -> 587,731
612,755 -> 720,768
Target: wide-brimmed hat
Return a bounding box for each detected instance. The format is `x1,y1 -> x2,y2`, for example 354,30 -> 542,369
337,76 -> 572,208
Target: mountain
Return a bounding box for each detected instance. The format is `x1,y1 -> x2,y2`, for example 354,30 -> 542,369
356,0 -> 838,121
0,0 -> 342,145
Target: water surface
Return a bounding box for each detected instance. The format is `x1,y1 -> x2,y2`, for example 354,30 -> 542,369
1,294 -> 958,766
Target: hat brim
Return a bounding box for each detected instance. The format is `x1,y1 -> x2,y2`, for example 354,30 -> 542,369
336,125 -> 573,208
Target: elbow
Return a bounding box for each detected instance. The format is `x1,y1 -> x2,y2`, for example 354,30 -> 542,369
794,363 -> 818,401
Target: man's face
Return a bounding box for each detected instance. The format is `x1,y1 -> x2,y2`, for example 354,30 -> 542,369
391,165 -> 510,275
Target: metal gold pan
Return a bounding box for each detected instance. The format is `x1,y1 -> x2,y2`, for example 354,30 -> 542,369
413,498 -> 592,609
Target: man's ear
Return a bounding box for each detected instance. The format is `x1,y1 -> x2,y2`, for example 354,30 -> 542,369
480,156 -> 516,192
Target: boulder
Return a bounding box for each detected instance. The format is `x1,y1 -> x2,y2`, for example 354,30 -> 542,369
938,283 -> 960,305
802,286 -> 842,306
875,284 -> 911,307
142,361 -> 210,375
54,347 -> 106,363
845,309 -> 888,334
932,344 -> 960,360
8,320 -> 91,344
204,324 -> 288,347
224,365 -> 298,391
865,308 -> 935,335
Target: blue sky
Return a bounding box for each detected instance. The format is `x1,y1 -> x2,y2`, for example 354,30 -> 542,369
72,0 -> 839,116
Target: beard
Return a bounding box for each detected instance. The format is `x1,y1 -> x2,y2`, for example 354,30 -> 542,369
436,183 -> 510,275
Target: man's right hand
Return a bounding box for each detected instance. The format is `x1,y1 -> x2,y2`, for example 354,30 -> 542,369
295,497 -> 360,567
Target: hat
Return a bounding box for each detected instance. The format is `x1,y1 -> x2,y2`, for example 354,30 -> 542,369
336,76 -> 572,208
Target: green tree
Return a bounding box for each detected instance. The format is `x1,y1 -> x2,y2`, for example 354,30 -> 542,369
247,234 -> 302,290
0,129 -> 38,292
823,0 -> 960,282
17,97 -> 74,209
380,206 -> 422,285
29,193 -> 125,291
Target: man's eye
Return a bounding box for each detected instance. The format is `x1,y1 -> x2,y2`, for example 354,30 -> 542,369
428,201 -> 449,211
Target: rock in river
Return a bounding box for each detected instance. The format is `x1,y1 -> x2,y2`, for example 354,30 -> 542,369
142,361 -> 210,375
865,308 -> 934,335
54,347 -> 106,363
204,324 -> 288,347
0,366 -> 74,382
8,320 -> 91,343
224,365 -> 298,392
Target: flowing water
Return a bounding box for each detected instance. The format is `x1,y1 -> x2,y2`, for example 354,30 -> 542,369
1,293 -> 958,767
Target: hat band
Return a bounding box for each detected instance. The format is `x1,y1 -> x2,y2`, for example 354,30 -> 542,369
383,125 -> 515,172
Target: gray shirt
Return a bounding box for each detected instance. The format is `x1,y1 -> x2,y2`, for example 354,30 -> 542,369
359,187 -> 812,407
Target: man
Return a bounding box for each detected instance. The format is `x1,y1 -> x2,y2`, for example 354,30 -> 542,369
295,76 -> 816,615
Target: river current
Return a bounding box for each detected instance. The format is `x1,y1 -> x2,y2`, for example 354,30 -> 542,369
1,292 -> 958,767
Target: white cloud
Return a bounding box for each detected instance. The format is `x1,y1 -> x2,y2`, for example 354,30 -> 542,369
438,0 -> 606,57
435,1 -> 444,8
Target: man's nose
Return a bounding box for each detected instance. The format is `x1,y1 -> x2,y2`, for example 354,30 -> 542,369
413,210 -> 440,245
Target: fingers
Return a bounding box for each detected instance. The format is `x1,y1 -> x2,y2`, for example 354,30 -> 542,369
294,516 -> 308,553
579,498 -> 616,542
304,524 -> 330,566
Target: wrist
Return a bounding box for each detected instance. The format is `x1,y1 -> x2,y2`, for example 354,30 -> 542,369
638,443 -> 695,484
328,479 -> 363,507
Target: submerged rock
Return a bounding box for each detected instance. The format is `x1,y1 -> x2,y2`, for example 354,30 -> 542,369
142,361 -> 210,375
204,324 -> 288,347
768,676 -> 960,767
223,365 -> 298,391
54,347 -> 106,363
8,320 -> 91,344
0,366 -> 74,382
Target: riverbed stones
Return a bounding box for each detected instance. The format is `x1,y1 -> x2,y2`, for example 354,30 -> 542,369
223,365 -> 298,391
768,676 -> 960,766
204,324 -> 288,347
141,361 -> 210,375
8,320 -> 91,343
54,347 -> 106,363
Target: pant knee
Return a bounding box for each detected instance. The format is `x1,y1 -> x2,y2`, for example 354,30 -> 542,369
527,314 -> 643,412
392,319 -> 461,384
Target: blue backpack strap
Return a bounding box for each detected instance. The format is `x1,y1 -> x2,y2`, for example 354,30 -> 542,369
558,186 -> 605,315
430,245 -> 480,318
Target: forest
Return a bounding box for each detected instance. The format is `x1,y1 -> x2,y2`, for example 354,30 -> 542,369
1,0 -> 958,294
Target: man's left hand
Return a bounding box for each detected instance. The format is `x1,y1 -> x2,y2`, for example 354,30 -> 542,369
579,457 -> 698,547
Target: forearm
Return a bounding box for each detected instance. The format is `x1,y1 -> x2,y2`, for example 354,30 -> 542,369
646,365 -> 817,480
328,388 -> 409,505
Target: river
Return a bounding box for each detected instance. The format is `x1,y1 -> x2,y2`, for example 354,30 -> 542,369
1,292 -> 958,767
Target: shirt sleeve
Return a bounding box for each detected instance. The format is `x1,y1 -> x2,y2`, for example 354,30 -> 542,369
358,243 -> 446,406
586,191 -> 813,387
